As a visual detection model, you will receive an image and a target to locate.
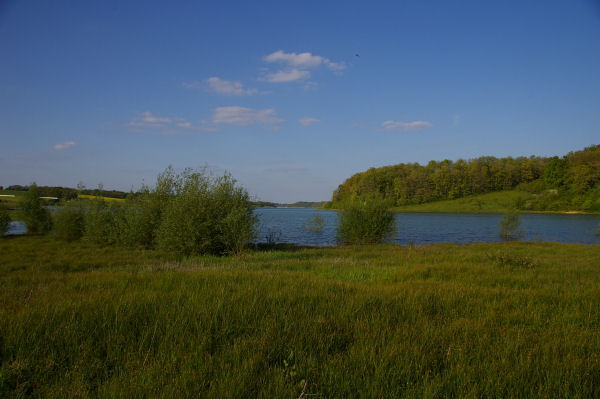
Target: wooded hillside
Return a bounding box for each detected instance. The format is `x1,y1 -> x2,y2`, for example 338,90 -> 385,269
328,145 -> 600,212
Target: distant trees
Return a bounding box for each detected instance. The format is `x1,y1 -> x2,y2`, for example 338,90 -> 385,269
330,145 -> 600,212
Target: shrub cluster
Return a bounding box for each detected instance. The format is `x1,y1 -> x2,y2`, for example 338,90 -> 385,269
0,205 -> 10,236
15,168 -> 256,256
336,197 -> 396,244
81,167 -> 256,256
499,211 -> 523,239
53,201 -> 85,242
20,183 -> 53,234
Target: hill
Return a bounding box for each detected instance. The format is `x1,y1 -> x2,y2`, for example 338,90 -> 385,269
327,145 -> 600,212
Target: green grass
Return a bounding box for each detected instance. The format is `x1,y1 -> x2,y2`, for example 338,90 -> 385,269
1,236 -> 600,397
391,190 -> 533,213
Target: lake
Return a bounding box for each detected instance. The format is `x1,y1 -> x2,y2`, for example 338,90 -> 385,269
6,208 -> 600,245
254,208 -> 600,246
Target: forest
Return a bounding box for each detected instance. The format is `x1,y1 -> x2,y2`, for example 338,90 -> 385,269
328,144 -> 600,212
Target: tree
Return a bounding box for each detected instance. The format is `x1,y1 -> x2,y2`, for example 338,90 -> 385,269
499,211 -> 523,239
20,183 -> 52,234
337,196 -> 396,245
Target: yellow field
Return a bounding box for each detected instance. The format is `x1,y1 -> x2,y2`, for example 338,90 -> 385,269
77,194 -> 125,203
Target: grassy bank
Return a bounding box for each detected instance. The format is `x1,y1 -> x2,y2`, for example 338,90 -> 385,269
389,190 -> 600,214
1,236 -> 599,397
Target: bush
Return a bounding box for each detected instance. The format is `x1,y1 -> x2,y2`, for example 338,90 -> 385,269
0,205 -> 11,236
305,214 -> 325,232
83,199 -> 117,245
156,169 -> 256,256
54,201 -> 85,242
337,197 -> 396,244
499,210 -> 523,239
20,183 -> 52,234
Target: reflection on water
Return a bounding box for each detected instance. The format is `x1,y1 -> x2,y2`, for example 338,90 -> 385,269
6,221 -> 27,236
254,208 -> 600,246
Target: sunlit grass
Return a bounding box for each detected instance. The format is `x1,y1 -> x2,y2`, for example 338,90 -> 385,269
1,236 -> 599,397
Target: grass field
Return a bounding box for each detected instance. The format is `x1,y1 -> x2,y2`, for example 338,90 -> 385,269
1,236 -> 599,397
390,191 -> 533,213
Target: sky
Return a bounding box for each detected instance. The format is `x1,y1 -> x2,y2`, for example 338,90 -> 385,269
1,0 -> 599,203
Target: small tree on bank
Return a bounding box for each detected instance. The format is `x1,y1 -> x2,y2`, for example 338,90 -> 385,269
0,205 -> 11,236
499,210 -> 523,239
156,170 -> 256,256
54,200 -> 85,242
337,197 -> 396,245
20,183 -> 52,234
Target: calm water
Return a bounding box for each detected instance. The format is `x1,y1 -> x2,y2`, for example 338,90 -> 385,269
254,208 -> 600,246
7,208 -> 600,245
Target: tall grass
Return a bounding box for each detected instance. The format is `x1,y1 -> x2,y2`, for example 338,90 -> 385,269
0,237 -> 599,397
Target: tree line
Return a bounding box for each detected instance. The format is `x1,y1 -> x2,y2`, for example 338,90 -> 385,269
327,145 -> 600,212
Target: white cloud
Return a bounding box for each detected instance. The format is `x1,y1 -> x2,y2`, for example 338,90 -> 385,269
263,50 -> 346,71
264,50 -> 324,68
53,141 -> 76,151
212,106 -> 284,126
261,50 -> 346,84
127,111 -> 172,127
261,69 -> 310,83
126,112 -> 217,134
381,120 -> 433,131
299,117 -> 320,126
184,77 -> 257,96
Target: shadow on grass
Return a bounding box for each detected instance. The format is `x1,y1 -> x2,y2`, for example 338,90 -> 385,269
252,242 -> 320,252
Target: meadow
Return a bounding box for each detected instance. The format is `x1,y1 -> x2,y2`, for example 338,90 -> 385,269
1,236 -> 599,397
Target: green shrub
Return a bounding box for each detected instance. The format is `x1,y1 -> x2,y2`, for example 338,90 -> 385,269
306,214 -> 325,232
499,211 -> 523,239
156,170 -> 256,256
83,199 -> 117,245
337,197 -> 396,244
54,201 -> 85,242
0,205 -> 11,236
20,183 -> 52,234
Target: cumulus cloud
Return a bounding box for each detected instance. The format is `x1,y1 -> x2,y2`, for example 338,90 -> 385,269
127,111 -> 172,127
381,120 -> 433,131
262,50 -> 346,84
263,50 -> 346,71
212,106 -> 284,126
299,117 -> 320,126
184,77 -> 257,96
126,112 -> 216,134
261,69 -> 310,83
53,141 -> 76,151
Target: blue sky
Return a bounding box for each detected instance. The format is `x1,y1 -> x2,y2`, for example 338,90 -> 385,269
1,0 -> 599,202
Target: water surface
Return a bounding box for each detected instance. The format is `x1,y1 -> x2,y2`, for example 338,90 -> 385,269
254,208 -> 600,246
